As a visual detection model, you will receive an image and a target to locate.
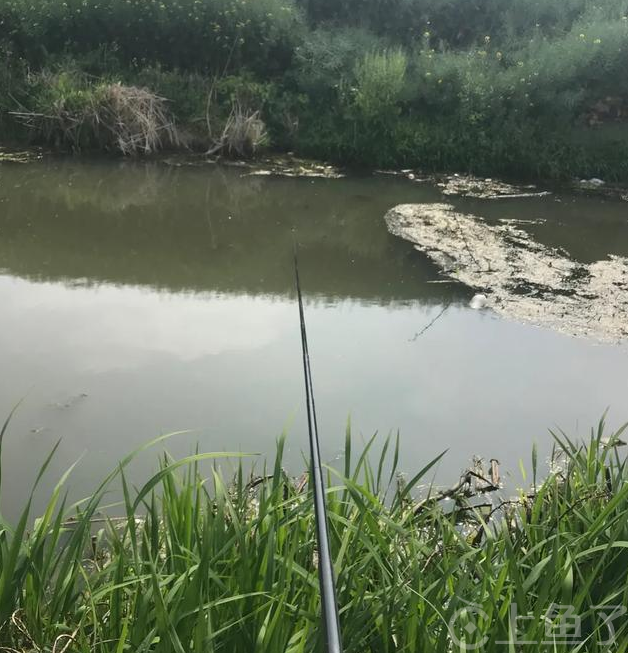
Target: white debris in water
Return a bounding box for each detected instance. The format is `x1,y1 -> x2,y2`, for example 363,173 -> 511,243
0,147 -> 43,163
437,175 -> 551,200
579,177 -> 606,188
469,294 -> 488,309
384,203 -> 628,342
499,218 -> 546,226
241,157 -> 344,179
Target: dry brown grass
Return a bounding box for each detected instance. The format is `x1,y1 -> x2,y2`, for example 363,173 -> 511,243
12,79 -> 179,155
95,83 -> 179,154
204,82 -> 267,157
206,101 -> 267,156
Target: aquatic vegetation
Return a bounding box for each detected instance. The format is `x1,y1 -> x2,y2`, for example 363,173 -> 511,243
385,202 -> 628,342
1,419 -> 628,651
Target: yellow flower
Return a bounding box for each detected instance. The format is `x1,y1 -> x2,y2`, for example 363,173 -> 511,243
424,31 -> 430,38
594,38 -> 601,44
496,51 -> 503,59
425,71 -> 432,76
579,33 -> 586,39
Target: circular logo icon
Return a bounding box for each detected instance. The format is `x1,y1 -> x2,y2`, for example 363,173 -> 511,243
449,605 -> 490,650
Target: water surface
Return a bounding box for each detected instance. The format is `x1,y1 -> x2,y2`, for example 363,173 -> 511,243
0,158 -> 626,518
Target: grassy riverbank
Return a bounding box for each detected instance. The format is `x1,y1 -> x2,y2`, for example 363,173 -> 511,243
1,0 -> 628,179
1,423 -> 628,651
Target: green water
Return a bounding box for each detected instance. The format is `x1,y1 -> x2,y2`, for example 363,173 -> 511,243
0,158 -> 627,518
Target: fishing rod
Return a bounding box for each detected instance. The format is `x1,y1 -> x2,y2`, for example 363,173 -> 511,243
294,248 -> 343,653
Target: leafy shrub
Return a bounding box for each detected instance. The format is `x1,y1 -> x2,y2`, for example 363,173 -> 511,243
294,27 -> 384,96
298,0 -> 628,48
0,0 -> 303,75
0,45 -> 22,136
353,48 -> 408,118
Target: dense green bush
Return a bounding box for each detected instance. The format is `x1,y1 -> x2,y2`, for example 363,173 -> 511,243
297,0 -> 628,48
353,49 -> 408,117
293,27 -> 384,96
0,45 -> 32,140
0,0 -> 302,75
2,0 -> 628,179
297,13 -> 628,177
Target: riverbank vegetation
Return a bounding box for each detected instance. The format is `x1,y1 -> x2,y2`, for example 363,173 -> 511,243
1,0 -> 628,178
1,422 -> 628,651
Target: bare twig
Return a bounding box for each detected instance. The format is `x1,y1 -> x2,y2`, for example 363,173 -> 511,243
408,302 -> 451,341
413,468 -> 499,516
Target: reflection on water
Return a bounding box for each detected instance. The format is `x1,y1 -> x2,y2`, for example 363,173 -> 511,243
0,157 -> 627,520
0,159 -> 454,301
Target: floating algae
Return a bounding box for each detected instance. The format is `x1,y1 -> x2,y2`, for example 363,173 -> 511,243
385,203 -> 628,342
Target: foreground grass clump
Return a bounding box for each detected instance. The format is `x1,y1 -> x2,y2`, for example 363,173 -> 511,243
2,424 -> 628,652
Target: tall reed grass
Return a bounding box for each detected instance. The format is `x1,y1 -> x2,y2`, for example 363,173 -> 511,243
1,419 -> 628,651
